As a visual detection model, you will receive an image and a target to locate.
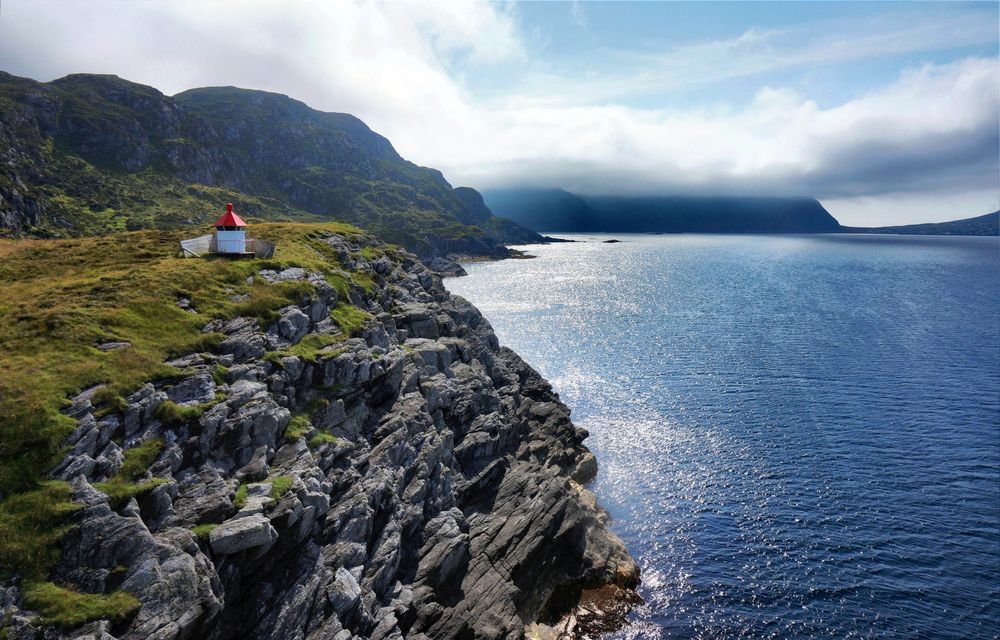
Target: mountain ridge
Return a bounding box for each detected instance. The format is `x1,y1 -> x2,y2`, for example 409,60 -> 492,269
0,71 -> 542,256
483,188 -> 842,234
483,188 -> 998,236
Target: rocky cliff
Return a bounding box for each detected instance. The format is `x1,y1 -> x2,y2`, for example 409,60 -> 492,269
0,228 -> 637,639
0,71 -> 541,256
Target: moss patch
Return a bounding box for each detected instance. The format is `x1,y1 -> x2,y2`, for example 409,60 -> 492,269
92,438 -> 168,508
284,415 -> 311,442
154,399 -> 212,426
0,481 -> 79,581
307,432 -> 336,448
191,523 -> 217,540
233,483 -> 248,510
21,582 -> 140,629
269,476 -> 293,501
330,304 -> 372,337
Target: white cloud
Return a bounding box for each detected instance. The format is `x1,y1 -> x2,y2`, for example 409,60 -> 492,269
0,0 -> 996,226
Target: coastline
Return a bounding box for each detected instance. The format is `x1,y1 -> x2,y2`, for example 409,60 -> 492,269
1,231 -> 639,639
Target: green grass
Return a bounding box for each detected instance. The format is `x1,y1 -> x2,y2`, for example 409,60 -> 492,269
283,334 -> 345,363
212,363 -> 228,386
118,439 -> 164,478
232,483 -> 248,510
0,481 -> 79,580
92,438 -> 168,508
330,304 -> 372,337
190,523 -> 217,540
154,399 -> 210,425
91,478 -> 169,509
307,432 -> 336,448
21,582 -> 140,628
284,415 -> 311,442
0,482 -> 137,631
269,476 -> 293,501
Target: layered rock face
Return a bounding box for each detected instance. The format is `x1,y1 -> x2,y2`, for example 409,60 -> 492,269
1,234 -> 637,639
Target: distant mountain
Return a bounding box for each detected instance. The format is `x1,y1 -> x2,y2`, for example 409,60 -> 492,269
481,188 -> 599,232
841,211 -> 999,236
483,188 -> 841,234
0,71 -> 541,256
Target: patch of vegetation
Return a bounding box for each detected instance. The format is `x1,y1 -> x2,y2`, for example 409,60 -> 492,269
284,415 -> 311,442
330,304 -> 372,337
191,523 -> 218,540
283,334 -> 346,364
307,433 -> 336,449
212,363 -> 229,386
269,476 -> 293,501
233,279 -> 315,327
91,386 -> 127,416
92,478 -> 169,509
21,582 -> 140,629
153,399 -> 214,425
232,483 -> 248,510
0,481 -> 79,580
92,438 -> 168,508
117,438 -> 164,480
350,269 -> 377,294
153,400 -> 202,425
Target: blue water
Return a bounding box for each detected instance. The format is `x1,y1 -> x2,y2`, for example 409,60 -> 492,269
446,234 -> 1000,639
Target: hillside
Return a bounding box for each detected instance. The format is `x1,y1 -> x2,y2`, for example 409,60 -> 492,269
0,223 -> 637,638
483,188 -> 842,233
0,72 -> 541,256
841,211 -> 999,236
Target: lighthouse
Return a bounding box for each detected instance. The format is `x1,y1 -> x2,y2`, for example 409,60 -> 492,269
213,203 -> 249,254
179,204 -> 274,258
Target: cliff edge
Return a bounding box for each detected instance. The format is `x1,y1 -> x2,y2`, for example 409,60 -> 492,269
0,224 -> 637,639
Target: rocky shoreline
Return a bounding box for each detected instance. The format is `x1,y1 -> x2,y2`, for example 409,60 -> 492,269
1,232 -> 638,639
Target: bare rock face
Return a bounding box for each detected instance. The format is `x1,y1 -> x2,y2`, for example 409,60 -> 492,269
209,514 -> 278,555
5,234 -> 638,639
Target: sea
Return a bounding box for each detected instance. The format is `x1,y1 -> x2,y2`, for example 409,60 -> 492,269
445,233 -> 1000,639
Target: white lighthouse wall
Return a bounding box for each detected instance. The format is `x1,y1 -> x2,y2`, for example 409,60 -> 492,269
216,229 -> 246,253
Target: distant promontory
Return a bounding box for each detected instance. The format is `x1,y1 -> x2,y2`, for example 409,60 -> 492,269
482,189 -> 999,236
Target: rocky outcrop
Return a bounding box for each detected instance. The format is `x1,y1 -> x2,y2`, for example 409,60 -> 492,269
0,233 -> 637,639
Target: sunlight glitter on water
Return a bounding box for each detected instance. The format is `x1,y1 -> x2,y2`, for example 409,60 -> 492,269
447,234 -> 1000,639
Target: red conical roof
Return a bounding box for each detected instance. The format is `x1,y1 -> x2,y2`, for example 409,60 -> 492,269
214,203 -> 247,228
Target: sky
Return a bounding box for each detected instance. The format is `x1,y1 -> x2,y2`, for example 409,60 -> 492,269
0,1 -> 997,226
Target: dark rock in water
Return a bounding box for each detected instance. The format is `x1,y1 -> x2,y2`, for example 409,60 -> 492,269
603,239 -> 621,244
11,234 -> 637,640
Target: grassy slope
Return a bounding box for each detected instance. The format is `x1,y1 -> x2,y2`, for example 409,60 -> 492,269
0,222 -> 387,627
